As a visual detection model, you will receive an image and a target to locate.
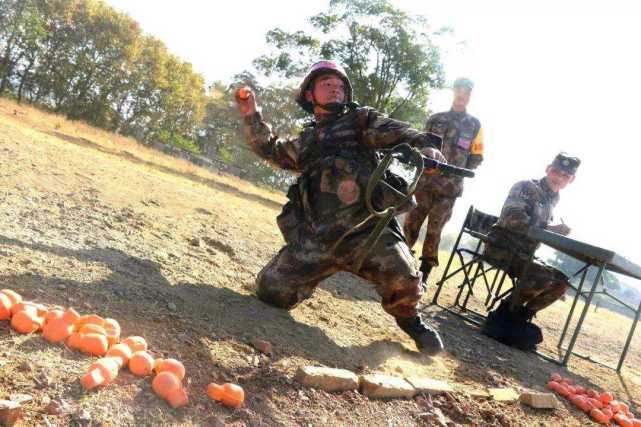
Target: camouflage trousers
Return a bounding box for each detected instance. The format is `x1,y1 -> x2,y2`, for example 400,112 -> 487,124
402,190 -> 457,267
485,246 -> 570,313
256,227 -> 424,318
508,258 -> 570,312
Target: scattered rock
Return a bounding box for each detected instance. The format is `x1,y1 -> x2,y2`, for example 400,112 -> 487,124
359,374 -> 415,399
295,366 -> 359,392
519,391 -> 560,409
18,361 -> 33,372
418,407 -> 449,427
466,389 -> 491,399
250,337 -> 273,356
167,302 -> 177,311
189,237 -> 203,247
0,400 -> 22,427
405,377 -> 454,395
57,285 -> 66,290
71,409 -> 92,426
8,394 -> 32,405
488,387 -> 520,402
46,399 -> 74,415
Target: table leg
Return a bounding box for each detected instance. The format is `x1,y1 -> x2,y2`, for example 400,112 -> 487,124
617,299 -> 641,372
562,263 -> 605,366
558,265 -> 589,349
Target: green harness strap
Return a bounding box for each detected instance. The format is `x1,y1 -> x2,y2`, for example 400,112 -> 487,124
332,144 -> 424,272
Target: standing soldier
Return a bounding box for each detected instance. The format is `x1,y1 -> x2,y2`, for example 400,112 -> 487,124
236,60 -> 448,355
403,78 -> 483,282
482,153 -> 580,350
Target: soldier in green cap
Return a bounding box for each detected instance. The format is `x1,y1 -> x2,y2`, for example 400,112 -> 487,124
403,77 -> 484,282
481,152 -> 581,350
235,60 -> 449,355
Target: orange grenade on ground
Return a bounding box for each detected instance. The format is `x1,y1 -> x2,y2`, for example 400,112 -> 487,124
152,371 -> 189,408
80,357 -> 122,390
207,382 -> 244,408
43,307 -> 81,342
10,302 -> 46,334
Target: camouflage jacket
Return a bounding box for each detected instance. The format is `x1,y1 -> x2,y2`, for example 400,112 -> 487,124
486,178 -> 560,258
421,110 -> 483,197
242,106 -> 441,245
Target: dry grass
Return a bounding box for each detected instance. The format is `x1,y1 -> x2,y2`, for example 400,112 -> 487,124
0,98 -> 285,207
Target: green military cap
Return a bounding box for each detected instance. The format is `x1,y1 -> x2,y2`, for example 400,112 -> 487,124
551,152 -> 581,175
453,77 -> 474,92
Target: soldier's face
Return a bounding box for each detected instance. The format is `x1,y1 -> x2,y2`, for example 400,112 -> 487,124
452,87 -> 471,111
545,166 -> 575,192
305,74 -> 346,108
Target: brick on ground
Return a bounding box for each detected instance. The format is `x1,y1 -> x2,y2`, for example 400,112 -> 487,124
295,366 -> 359,392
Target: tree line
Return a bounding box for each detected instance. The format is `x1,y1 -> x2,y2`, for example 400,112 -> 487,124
1,0 -> 447,189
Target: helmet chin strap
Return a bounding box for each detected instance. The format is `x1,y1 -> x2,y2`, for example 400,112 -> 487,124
311,93 -> 346,114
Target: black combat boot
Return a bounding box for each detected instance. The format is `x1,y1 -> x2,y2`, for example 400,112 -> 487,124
419,258 -> 433,284
482,300 -> 542,351
396,315 -> 444,356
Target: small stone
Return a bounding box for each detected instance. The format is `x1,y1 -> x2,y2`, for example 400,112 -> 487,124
46,399 -> 74,415
418,407 -> 449,427
189,237 -> 202,247
71,409 -> 92,426
359,374 -> 415,399
9,394 -> 32,405
57,284 -> 66,290
18,361 -> 33,372
295,366 -> 359,392
167,302 -> 177,311
519,392 -> 560,409
0,400 -> 22,426
250,337 -> 273,356
489,387 -> 520,402
405,377 -> 454,395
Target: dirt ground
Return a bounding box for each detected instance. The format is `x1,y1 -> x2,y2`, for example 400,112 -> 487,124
0,98 -> 639,426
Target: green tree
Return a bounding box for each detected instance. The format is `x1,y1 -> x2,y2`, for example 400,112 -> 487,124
253,0 -> 447,127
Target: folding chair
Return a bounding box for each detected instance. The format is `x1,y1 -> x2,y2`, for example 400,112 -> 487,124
430,206 -> 517,325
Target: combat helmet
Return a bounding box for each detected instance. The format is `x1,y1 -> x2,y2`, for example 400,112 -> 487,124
295,60 -> 353,113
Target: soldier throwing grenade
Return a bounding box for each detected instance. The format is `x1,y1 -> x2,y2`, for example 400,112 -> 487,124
236,60 -> 448,355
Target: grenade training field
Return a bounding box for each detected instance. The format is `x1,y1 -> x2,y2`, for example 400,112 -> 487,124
1,97 -> 639,426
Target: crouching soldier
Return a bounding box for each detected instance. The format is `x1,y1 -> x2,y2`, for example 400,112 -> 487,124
482,153 -> 581,350
236,60 -> 447,355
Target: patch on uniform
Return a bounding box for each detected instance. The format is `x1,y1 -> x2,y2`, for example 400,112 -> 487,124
456,137 -> 472,150
337,180 -> 360,205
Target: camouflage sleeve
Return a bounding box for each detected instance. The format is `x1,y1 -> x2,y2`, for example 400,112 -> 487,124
498,181 -> 537,234
466,125 -> 484,170
242,112 -> 300,171
359,108 -> 441,150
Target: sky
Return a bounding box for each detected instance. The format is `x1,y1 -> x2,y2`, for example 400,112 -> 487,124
105,0 -> 641,273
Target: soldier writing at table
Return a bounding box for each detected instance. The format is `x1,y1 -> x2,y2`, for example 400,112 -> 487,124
482,153 -> 581,350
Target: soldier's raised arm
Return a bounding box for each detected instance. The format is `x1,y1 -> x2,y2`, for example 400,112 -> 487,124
358,108 -> 445,161
236,88 -> 301,172
497,181 -> 537,234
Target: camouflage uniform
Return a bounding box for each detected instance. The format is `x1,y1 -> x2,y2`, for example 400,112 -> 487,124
243,106 -> 441,318
484,178 -> 570,312
403,110 -> 483,266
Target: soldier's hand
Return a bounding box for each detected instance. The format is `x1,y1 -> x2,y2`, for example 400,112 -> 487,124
235,87 -> 258,117
422,147 -> 447,163
547,223 -> 571,236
